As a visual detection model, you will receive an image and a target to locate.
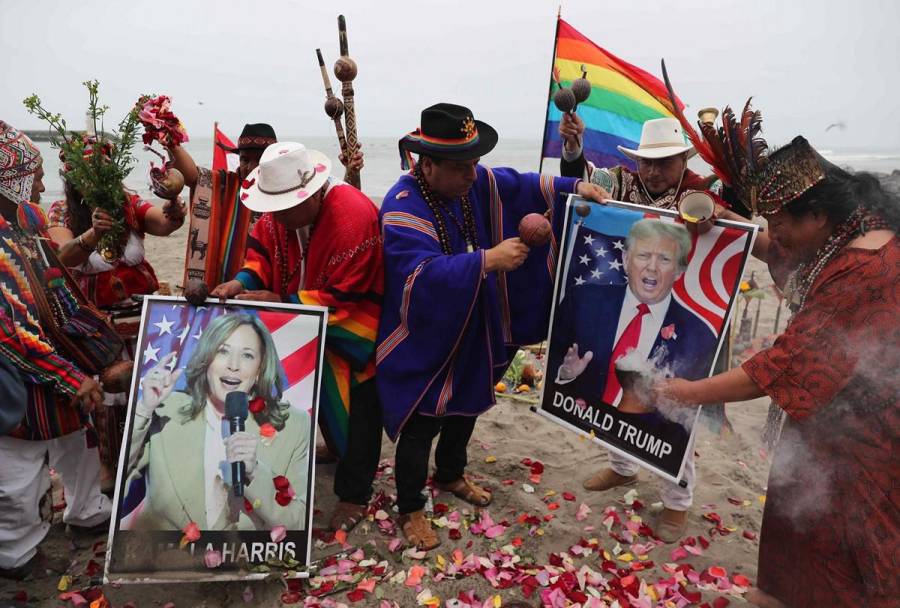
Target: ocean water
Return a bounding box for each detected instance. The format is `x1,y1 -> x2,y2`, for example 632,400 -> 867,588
33,137 -> 900,205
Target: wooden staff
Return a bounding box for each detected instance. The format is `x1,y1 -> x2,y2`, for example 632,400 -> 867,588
316,48 -> 350,159
333,14 -> 361,190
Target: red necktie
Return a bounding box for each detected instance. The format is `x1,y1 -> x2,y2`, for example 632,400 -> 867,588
602,303 -> 650,405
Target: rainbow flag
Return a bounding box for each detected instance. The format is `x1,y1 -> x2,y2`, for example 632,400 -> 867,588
540,18 -> 683,171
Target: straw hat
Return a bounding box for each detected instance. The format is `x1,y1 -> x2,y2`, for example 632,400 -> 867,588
239,142 -> 331,213
617,117 -> 696,161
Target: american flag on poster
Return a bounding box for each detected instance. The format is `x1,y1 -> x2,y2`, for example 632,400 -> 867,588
560,218 -> 748,335
138,302 -> 321,413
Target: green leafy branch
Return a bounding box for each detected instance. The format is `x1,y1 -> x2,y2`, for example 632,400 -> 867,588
23,80 -> 145,260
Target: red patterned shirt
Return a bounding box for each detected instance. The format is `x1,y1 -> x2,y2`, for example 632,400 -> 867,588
743,236 -> 899,607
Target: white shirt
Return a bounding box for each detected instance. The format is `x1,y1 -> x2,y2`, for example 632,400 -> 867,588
204,405 -> 232,528
614,288 -> 670,362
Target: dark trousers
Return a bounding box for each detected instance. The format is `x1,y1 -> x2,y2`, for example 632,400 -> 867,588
333,379 -> 383,505
394,412 -> 477,514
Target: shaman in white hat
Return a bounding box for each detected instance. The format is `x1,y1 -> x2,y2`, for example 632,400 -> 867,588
616,118 -> 696,161
239,142 -> 332,213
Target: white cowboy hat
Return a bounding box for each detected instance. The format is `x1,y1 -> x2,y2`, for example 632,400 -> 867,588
617,117 -> 696,161
239,142 -> 331,213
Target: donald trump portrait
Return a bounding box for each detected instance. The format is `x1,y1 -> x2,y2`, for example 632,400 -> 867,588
548,217 -> 719,543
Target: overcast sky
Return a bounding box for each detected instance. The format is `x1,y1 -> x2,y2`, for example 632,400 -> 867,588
3,0 -> 898,151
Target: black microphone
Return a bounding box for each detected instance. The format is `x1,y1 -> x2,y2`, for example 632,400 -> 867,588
225,391 -> 250,497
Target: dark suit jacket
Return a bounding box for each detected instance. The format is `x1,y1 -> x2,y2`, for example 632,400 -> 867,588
549,283 -> 719,404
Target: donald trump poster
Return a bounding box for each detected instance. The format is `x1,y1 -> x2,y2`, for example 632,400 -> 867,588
539,198 -> 756,483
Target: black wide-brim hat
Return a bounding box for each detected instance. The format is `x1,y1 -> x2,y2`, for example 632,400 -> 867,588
221,123 -> 278,153
399,103 -> 498,169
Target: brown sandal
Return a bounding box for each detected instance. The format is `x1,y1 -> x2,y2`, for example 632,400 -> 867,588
399,510 -> 440,551
435,475 -> 492,507
328,501 -> 367,532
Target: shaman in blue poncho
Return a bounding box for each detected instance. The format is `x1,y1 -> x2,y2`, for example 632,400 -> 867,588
376,164 -> 580,439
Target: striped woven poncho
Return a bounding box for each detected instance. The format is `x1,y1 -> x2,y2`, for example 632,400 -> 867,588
0,203 -> 89,440
234,181 -> 383,457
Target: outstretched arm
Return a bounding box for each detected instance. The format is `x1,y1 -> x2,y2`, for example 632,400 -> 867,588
166,144 -> 200,191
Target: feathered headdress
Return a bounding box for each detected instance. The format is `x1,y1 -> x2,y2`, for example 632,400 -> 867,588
660,60 -> 825,215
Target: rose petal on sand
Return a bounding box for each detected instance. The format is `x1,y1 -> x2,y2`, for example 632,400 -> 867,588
576,503 -> 591,521
405,565 -> 426,587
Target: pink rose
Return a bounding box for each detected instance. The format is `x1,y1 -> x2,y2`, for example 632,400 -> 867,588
660,324 -> 677,340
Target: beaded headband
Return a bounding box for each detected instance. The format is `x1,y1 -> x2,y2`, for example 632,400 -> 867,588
748,136 -> 827,216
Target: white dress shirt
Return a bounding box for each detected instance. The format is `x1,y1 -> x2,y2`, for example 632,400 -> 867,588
204,405 -> 231,528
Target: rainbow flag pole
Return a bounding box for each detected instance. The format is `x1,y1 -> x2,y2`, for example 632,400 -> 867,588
539,15 -> 683,172
537,7 -> 563,173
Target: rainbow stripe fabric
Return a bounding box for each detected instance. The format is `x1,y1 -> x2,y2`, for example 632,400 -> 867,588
541,18 -> 683,171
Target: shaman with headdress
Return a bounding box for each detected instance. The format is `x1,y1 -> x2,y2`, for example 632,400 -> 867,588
0,121 -> 112,579
658,86 -> 900,606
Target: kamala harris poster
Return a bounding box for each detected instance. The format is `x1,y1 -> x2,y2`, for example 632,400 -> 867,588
538,197 -> 757,484
105,296 -> 327,582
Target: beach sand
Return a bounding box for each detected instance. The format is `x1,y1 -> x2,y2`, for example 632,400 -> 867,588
2,221 -> 784,607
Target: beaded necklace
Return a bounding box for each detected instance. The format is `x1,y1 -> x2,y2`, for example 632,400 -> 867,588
787,206 -> 890,312
413,166 -> 479,255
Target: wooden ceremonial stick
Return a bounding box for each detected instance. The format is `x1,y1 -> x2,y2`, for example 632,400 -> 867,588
316,48 -> 350,160
334,14 -> 361,190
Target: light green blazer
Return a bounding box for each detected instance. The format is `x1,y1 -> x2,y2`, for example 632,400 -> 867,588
124,392 -> 309,531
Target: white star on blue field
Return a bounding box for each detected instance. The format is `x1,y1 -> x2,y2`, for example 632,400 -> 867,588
566,225 -> 628,290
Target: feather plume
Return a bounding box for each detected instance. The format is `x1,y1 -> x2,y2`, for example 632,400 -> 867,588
660,59 -> 731,185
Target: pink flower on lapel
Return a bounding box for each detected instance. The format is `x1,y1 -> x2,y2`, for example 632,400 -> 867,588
660,324 -> 677,340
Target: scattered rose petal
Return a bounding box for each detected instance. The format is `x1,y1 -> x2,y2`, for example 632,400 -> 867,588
562,491 -> 576,501
576,503 -> 591,521
406,565 -> 426,587
296,190 -> 308,199
315,163 -> 327,173
270,525 -> 286,543
204,549 -> 222,568
334,529 -> 348,546
522,484 -> 535,493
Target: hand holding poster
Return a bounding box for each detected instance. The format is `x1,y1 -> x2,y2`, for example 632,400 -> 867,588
106,296 -> 327,582
538,198 -> 756,483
